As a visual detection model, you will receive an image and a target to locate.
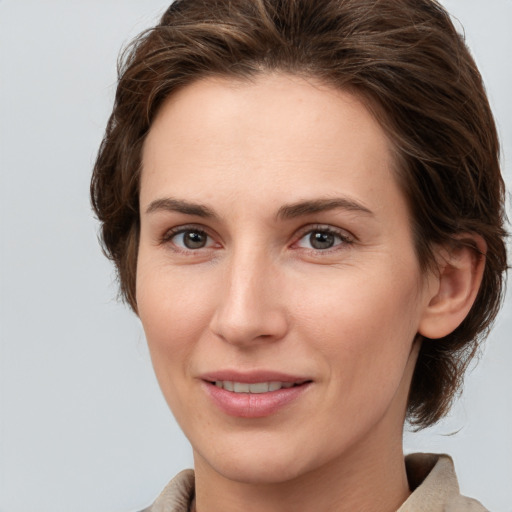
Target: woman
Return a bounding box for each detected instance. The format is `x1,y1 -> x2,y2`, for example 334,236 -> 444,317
91,0 -> 508,510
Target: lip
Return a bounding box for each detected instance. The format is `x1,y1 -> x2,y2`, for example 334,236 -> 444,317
200,370 -> 310,384
199,370 -> 312,418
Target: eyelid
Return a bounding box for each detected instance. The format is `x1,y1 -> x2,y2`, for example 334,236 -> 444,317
158,222 -> 354,253
160,223 -> 222,251
293,224 -> 354,241
291,224 -> 355,251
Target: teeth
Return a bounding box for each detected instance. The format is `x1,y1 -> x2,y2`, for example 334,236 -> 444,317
268,381 -> 282,391
214,381 -> 299,393
245,382 -> 268,393
233,382 -> 250,393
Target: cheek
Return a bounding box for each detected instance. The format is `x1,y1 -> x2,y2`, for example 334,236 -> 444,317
297,262 -> 421,337
294,264 -> 423,387
137,251 -> 215,332
136,261 -> 215,388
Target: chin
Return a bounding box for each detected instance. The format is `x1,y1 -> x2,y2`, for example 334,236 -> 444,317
214,458 -> 309,485
194,439 -> 318,485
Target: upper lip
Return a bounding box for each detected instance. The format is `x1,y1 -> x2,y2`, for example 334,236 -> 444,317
199,370 -> 312,384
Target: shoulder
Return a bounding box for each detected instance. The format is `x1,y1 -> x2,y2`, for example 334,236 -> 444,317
398,453 -> 489,512
140,469 -> 195,512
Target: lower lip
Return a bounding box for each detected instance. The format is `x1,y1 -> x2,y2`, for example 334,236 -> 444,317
203,382 -> 311,418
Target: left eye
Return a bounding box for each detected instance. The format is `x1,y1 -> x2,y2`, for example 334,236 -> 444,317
170,229 -> 214,250
296,229 -> 348,250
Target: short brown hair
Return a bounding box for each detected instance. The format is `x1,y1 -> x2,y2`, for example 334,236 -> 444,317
91,0 -> 508,428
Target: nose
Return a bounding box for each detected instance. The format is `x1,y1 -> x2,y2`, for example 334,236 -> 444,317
209,250 -> 289,346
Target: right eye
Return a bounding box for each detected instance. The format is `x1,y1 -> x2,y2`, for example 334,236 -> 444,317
165,228 -> 216,251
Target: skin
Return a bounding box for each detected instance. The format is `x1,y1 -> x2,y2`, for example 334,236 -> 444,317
136,73 -> 480,512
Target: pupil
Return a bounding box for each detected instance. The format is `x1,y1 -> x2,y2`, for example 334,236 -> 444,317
310,231 -> 334,249
184,231 -> 206,249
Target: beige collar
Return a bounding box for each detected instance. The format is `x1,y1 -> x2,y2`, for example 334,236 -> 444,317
397,453 -> 487,512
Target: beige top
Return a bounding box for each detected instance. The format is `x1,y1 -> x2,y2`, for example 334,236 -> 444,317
143,453 -> 488,512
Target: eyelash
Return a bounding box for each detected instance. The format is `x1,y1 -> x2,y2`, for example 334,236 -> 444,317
160,224 -> 354,255
160,224 -> 218,254
293,224 -> 354,254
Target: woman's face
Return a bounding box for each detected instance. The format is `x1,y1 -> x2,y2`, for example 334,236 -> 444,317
137,73 -> 435,484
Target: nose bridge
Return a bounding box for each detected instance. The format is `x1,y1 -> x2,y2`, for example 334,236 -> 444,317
209,243 -> 288,345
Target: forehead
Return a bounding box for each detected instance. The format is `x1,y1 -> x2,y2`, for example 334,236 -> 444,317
140,73 -> 402,217
144,73 -> 391,159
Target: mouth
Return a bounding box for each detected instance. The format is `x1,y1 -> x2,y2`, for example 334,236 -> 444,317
200,373 -> 313,417
208,380 -> 310,393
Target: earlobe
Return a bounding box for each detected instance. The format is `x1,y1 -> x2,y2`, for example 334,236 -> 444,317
418,235 -> 486,340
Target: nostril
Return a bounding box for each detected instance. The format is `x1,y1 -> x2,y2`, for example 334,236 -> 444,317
209,309 -> 289,346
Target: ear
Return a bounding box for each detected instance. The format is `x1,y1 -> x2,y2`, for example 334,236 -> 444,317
418,235 -> 486,340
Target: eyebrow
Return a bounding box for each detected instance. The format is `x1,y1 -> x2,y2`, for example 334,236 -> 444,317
145,198 -> 218,218
145,196 -> 373,220
276,198 -> 373,220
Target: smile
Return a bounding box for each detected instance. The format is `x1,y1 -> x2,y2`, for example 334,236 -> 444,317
213,381 -> 301,393
203,377 -> 312,417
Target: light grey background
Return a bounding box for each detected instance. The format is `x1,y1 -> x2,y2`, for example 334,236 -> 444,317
0,1 -> 510,511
